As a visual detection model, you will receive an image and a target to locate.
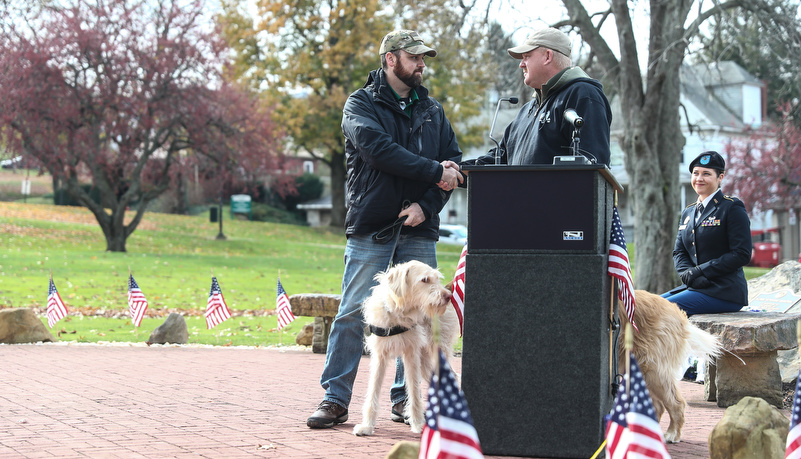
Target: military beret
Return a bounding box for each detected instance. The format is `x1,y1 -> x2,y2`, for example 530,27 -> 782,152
689,151 -> 725,173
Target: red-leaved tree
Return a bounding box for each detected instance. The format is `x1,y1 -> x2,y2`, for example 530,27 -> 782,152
0,0 -> 288,252
725,102 -> 801,215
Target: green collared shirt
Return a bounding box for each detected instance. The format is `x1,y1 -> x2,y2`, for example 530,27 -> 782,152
390,87 -> 419,116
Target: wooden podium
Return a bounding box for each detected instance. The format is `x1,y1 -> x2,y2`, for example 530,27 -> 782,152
460,164 -> 622,458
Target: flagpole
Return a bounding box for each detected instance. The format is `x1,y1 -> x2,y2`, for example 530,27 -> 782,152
211,268 -> 215,343
278,270 -> 283,346
608,191 -> 619,396
624,322 -> 633,395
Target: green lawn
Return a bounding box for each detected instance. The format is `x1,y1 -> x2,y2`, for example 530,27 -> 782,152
0,202 -> 464,346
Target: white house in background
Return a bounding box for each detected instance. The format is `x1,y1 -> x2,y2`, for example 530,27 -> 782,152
610,61 -> 768,239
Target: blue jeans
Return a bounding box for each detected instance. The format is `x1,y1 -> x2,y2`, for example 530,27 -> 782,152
320,234 -> 437,409
661,290 -> 743,316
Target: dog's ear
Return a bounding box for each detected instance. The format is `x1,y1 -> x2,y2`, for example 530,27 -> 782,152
383,264 -> 409,311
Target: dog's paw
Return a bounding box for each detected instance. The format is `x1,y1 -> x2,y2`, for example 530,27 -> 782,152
353,424 -> 374,436
408,419 -> 424,434
664,430 -> 681,443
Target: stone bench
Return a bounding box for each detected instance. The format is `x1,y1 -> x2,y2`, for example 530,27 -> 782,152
289,294 -> 341,354
689,311 -> 801,408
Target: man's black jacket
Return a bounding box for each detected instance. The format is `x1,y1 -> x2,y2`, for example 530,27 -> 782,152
341,68 -> 462,239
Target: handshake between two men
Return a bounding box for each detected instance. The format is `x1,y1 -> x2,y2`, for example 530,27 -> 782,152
437,160 -> 463,191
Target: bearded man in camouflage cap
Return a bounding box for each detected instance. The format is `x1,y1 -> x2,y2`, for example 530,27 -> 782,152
306,30 -> 463,429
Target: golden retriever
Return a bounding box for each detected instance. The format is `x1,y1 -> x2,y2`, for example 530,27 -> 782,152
353,260 -> 460,436
619,290 -> 723,443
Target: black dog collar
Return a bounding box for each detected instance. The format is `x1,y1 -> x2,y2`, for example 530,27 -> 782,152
369,324 -> 412,337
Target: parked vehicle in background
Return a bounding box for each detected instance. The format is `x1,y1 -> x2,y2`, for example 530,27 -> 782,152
0,156 -> 23,169
439,224 -> 467,245
750,228 -> 780,268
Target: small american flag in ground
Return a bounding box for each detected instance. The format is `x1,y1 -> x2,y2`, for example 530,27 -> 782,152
608,206 -> 637,331
786,370 -> 801,458
128,274 -> 148,327
605,354 -> 671,459
449,244 -> 466,336
205,276 -> 231,329
46,277 -> 68,328
276,279 -> 295,330
606,371 -> 631,459
419,348 -> 483,459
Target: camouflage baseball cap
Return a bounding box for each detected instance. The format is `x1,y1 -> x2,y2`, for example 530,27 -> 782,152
379,30 -> 437,57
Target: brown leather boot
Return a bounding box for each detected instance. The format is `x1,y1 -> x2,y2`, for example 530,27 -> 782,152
307,401 -> 348,429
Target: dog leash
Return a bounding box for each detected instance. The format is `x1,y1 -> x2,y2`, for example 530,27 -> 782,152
372,200 -> 411,271
333,204 -> 412,324
367,201 -> 413,336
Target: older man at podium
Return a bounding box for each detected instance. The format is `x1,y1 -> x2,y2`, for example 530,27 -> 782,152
455,27 -> 612,173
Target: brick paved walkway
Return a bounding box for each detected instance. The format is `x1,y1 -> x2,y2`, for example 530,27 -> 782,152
0,343 -> 783,458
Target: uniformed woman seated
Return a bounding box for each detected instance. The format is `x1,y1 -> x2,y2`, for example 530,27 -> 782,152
661,151 -> 752,316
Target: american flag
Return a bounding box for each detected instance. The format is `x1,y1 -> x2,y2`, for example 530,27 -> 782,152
276,279 -> 295,330
128,274 -> 148,327
605,354 -> 671,459
608,206 -> 637,331
419,349 -> 483,459
46,277 -> 68,328
786,371 -> 801,458
204,276 -> 232,329
449,244 -> 467,336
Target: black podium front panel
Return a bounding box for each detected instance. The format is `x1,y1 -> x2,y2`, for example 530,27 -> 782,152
461,253 -> 614,458
465,166 -> 615,253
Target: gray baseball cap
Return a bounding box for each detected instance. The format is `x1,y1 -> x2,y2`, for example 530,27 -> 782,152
508,27 -> 572,59
379,30 -> 437,57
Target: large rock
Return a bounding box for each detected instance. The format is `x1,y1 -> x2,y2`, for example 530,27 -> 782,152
0,308 -> 56,343
746,261 -> 801,382
748,261 -> 801,303
708,396 -> 788,459
384,441 -> 419,459
148,313 -> 188,345
295,322 -> 313,346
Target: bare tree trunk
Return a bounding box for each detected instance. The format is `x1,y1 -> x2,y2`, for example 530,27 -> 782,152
563,0 -> 693,292
174,170 -> 188,215
625,117 -> 683,293
625,1 -> 688,293
103,217 -> 128,252
64,177 -> 135,252
51,175 -> 62,205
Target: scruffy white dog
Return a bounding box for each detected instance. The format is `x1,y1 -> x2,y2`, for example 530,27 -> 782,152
353,260 -> 460,436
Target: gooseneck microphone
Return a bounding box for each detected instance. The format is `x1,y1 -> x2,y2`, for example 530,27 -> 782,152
563,108 -> 584,129
489,97 -> 519,165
